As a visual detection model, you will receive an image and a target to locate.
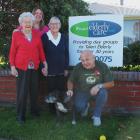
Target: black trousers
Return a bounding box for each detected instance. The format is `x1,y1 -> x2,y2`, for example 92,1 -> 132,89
47,75 -> 66,93
16,69 -> 39,120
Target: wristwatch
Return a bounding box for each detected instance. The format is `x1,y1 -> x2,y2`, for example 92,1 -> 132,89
98,84 -> 103,89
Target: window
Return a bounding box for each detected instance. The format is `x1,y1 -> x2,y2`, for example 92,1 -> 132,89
124,17 -> 140,47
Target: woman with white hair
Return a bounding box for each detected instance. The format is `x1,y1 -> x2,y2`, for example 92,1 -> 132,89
9,12 -> 48,124
41,16 -> 69,113
15,8 -> 49,35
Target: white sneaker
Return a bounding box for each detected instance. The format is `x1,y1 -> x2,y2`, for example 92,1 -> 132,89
56,102 -> 68,113
92,116 -> 101,126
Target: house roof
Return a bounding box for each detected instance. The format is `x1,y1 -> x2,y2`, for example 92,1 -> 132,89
88,3 -> 140,17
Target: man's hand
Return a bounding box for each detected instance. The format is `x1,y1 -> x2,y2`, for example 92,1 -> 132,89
90,85 -> 100,96
66,90 -> 73,97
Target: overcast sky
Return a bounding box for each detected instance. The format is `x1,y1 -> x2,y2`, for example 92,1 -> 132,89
83,0 -> 140,10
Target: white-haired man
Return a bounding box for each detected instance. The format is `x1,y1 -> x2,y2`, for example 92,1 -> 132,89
67,50 -> 114,126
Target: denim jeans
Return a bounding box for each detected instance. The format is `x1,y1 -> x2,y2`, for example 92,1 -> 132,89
73,88 -> 108,117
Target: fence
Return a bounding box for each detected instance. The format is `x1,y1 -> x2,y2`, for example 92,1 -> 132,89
0,69 -> 140,115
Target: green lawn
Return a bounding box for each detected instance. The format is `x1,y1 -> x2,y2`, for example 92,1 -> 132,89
0,106 -> 139,140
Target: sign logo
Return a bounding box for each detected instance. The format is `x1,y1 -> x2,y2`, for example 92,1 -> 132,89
70,20 -> 121,37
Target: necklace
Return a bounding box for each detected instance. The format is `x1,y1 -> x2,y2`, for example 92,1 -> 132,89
24,33 -> 32,41
22,30 -> 32,41
26,33 -> 32,41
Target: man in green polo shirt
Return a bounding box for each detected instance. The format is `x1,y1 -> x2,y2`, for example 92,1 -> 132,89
67,50 -> 114,126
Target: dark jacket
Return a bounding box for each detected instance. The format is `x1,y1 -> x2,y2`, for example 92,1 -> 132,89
41,33 -> 69,75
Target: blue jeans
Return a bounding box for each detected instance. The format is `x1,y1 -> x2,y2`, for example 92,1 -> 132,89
73,88 -> 108,117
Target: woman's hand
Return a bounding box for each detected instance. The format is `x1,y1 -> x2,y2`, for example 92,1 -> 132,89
42,61 -> 48,76
41,67 -> 48,77
11,66 -> 18,77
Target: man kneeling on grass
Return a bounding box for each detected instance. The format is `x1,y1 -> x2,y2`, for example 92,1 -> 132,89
66,50 -> 114,126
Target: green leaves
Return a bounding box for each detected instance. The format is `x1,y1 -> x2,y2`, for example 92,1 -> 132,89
110,65 -> 140,71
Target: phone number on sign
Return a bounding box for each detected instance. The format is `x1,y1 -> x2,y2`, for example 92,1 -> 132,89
95,56 -> 112,62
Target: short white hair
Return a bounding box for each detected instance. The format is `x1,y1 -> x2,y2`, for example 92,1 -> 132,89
80,50 -> 95,59
18,12 -> 35,25
49,16 -> 61,26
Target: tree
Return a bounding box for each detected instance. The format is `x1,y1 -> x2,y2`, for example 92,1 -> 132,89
39,0 -> 91,32
0,0 -> 91,61
123,41 -> 140,65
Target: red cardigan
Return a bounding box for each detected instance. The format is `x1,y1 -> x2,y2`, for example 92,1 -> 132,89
9,29 -> 46,70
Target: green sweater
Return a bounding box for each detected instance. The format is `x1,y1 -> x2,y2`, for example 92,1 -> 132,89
69,60 -> 113,93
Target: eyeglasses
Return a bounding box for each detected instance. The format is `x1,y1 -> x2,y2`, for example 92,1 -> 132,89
49,23 -> 60,26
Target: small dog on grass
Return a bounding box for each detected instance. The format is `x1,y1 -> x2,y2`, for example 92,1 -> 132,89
45,90 -> 69,121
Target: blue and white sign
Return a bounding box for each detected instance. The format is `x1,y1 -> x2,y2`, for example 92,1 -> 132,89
69,15 -> 124,66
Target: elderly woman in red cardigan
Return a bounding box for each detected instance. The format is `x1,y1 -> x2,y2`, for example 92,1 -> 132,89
9,12 -> 48,124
